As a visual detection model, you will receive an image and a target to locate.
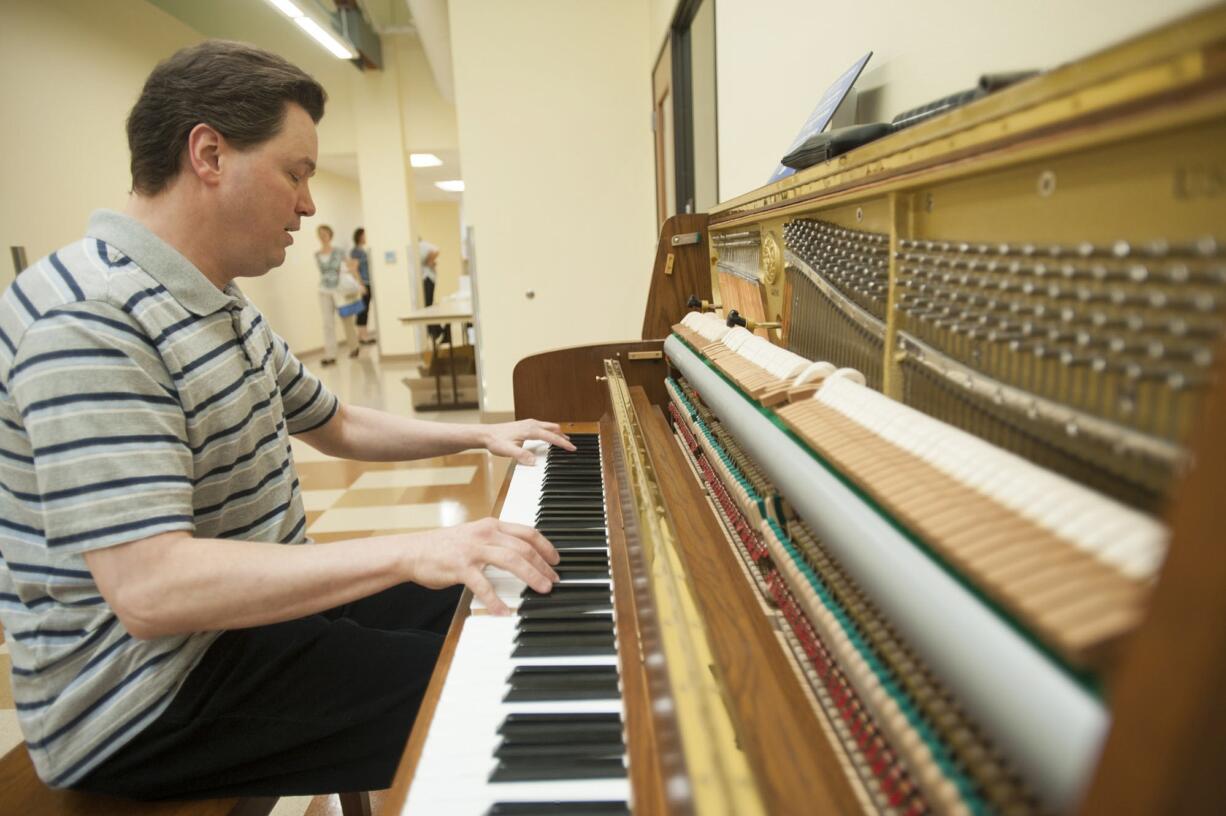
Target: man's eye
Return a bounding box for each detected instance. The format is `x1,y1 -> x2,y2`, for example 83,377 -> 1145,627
289,172 -> 300,183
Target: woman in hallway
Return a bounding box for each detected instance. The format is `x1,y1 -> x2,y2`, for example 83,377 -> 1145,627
315,224 -> 359,363
351,227 -> 376,346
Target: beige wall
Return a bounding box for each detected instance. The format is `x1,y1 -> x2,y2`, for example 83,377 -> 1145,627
650,0 -> 680,60
396,36 -> 460,154
450,0 -> 657,414
0,0 -> 363,355
351,37 -> 420,358
715,0 -> 1217,200
0,0 -> 197,286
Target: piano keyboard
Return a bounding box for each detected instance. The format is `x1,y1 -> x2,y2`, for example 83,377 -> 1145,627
403,434 -> 633,816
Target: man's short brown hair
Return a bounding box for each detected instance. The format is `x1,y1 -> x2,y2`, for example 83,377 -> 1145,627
127,40 -> 327,196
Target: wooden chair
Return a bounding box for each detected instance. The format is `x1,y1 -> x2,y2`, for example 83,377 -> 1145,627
0,743 -> 372,816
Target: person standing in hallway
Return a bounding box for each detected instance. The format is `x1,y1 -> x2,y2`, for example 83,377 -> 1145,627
314,223 -> 359,363
351,226 -> 376,346
419,238 -> 445,341
420,238 -> 440,307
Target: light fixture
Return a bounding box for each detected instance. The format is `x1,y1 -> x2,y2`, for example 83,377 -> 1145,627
411,153 -> 443,168
264,0 -> 356,60
435,180 -> 465,193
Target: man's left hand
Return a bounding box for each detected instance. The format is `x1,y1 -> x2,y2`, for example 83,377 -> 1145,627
482,419 -> 576,465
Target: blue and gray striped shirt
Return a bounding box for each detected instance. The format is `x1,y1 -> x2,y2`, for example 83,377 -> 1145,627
0,210 -> 338,787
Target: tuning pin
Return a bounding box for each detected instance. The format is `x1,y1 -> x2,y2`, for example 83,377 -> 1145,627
725,309 -> 781,332
687,294 -> 722,313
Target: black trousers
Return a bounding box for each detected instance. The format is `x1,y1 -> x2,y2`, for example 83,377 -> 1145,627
76,583 -> 461,800
355,283 -> 372,327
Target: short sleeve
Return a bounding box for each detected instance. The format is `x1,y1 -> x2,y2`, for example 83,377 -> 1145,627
8,303 -> 195,554
269,329 -> 339,434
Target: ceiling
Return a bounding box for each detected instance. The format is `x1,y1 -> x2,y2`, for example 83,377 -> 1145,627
317,149 -> 462,203
145,0 -> 460,204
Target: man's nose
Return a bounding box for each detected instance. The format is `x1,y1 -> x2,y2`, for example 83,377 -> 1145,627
299,183 -> 316,217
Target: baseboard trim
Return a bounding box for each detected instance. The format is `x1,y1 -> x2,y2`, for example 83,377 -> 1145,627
379,353 -> 423,364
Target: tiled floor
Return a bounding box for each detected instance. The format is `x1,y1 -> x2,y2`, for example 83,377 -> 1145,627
0,344 -> 509,814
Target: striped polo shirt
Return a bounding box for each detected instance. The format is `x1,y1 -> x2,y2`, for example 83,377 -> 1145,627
0,210 -> 339,787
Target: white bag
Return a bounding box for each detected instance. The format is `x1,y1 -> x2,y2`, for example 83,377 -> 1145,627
337,270 -> 362,297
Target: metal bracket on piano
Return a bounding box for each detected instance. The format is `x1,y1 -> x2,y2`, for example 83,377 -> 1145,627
671,232 -> 703,246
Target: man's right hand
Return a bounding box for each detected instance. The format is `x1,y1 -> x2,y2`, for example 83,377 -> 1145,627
401,518 -> 560,615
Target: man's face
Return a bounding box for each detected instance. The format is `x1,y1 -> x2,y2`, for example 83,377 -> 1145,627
219,103 -> 318,279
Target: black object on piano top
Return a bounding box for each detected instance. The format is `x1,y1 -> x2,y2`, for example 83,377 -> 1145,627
780,70 -> 1040,171
780,121 -> 895,169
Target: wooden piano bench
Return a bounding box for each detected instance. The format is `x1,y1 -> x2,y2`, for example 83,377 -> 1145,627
0,743 -> 373,816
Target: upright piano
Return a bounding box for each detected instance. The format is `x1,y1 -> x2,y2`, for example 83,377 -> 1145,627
386,8 -> 1226,814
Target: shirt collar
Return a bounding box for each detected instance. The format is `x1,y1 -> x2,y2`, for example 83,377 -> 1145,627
86,209 -> 238,316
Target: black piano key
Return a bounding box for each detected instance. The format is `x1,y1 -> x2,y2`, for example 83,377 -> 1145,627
503,686 -> 618,702
489,757 -> 627,783
535,512 -> 607,522
504,669 -> 619,700
554,567 -> 611,581
498,711 -> 621,734
537,528 -> 607,537
519,601 -> 613,617
494,741 -> 624,759
556,550 -> 610,561
538,496 -> 604,505
517,615 -> 613,633
556,554 -> 610,565
486,803 -> 630,816
508,664 -> 619,682
513,633 -> 616,658
512,644 -> 616,659
548,541 -> 610,552
536,527 -> 607,537
522,583 -> 610,599
550,550 -> 610,559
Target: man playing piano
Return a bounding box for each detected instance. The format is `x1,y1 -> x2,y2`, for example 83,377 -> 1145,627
0,40 -> 564,800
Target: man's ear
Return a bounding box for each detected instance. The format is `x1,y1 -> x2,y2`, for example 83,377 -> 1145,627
185,123 -> 225,187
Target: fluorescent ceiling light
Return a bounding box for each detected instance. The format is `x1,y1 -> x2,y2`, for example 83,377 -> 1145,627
264,0 -> 356,60
411,153 -> 443,168
266,0 -> 303,17
295,18 -> 357,59
435,180 -> 465,192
